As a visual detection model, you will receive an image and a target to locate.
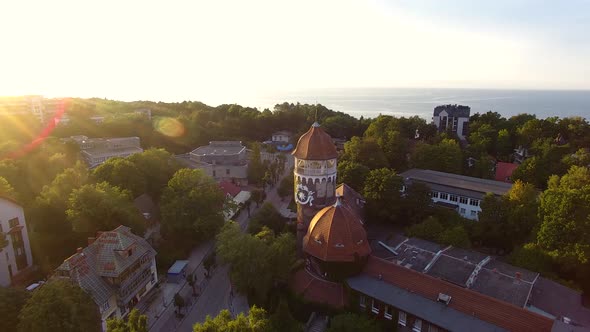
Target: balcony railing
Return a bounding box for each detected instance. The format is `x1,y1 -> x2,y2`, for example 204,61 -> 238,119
295,167 -> 336,176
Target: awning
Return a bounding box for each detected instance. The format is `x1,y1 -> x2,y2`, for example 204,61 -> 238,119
167,260 -> 189,275
233,191 -> 251,205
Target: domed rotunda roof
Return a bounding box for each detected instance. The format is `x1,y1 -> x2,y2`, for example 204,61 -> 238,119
292,122 -> 338,160
303,197 -> 371,262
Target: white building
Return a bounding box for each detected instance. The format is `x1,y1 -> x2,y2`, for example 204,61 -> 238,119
271,130 -> 292,143
0,195 -> 34,287
432,104 -> 470,140
66,136 -> 143,168
399,169 -> 513,220
54,225 -> 158,331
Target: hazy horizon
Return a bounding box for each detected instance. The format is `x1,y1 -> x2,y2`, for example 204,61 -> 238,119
1,1 -> 590,102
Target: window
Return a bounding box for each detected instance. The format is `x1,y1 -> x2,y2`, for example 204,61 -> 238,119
460,208 -> 466,214
371,299 -> 379,314
384,306 -> 393,320
429,325 -> 440,332
398,311 -> 407,326
226,169 -> 230,175
450,195 -> 458,202
8,218 -> 18,228
470,210 -> 477,217
440,193 -> 448,200
101,301 -> 110,312
16,248 -> 22,255
0,223 -> 3,232
469,199 -> 480,206
413,318 -> 422,332
459,197 -> 468,204
431,192 -> 439,198
359,295 -> 366,308
213,170 -> 216,177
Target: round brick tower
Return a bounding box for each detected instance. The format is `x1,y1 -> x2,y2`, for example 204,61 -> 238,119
292,122 -> 338,256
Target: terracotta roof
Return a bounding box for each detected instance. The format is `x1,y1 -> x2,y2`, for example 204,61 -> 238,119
291,268 -> 347,308
292,123 -> 338,160
335,183 -> 365,218
219,181 -> 241,197
303,198 -> 371,262
495,162 -> 518,183
362,256 -> 553,332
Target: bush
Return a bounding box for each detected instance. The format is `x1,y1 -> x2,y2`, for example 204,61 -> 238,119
406,216 -> 443,242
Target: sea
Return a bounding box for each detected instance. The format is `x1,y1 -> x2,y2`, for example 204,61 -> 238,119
236,88 -> 590,120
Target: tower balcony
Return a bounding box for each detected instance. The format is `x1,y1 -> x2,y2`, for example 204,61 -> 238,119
295,166 -> 337,176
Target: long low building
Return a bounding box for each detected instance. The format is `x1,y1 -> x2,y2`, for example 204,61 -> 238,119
400,169 -> 514,220
66,135 -> 143,168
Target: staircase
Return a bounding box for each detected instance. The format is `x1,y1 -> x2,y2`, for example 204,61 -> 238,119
306,313 -> 328,332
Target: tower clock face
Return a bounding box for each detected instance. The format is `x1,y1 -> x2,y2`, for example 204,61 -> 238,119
295,183 -> 315,206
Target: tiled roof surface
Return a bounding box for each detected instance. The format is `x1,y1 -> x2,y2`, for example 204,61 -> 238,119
56,250 -> 115,306
335,183 -> 365,218
291,268 -> 347,308
90,226 -> 155,277
400,169 -> 513,196
56,225 -> 157,306
292,123 -> 338,160
495,162 -> 518,183
363,256 -> 553,332
303,199 -> 371,262
219,181 -> 241,197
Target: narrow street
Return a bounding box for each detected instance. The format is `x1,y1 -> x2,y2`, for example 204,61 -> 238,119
146,153 -> 294,332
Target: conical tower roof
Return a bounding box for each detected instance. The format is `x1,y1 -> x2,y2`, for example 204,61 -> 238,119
292,122 -> 338,160
303,197 -> 371,262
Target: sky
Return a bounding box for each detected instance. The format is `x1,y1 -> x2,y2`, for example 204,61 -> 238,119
0,0 -> 589,103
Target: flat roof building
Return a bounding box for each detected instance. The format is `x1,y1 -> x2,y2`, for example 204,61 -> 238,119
400,169 -> 514,220
66,136 -> 143,168
176,141 -> 248,186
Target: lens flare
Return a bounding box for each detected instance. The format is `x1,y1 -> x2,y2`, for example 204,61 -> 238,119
154,117 -> 185,137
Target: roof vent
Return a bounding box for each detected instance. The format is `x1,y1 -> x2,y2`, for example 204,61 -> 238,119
378,274 -> 382,280
437,293 -> 452,305
562,317 -> 572,325
515,272 -> 522,280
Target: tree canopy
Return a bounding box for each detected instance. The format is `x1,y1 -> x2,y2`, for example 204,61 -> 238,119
106,309 -> 148,332
67,181 -> 145,235
161,169 -> 226,249
363,168 -> 403,224
327,313 -> 381,332
216,222 -> 296,302
18,279 -> 101,332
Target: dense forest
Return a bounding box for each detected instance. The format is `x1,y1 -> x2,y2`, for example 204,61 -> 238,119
0,97 -> 589,329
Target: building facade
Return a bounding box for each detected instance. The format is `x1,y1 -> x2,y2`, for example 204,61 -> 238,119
271,130 -> 292,143
54,226 -> 158,330
432,104 -> 470,140
400,169 -> 513,220
0,196 -> 34,287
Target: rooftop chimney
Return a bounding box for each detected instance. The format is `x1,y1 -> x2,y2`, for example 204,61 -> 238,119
516,272 -> 522,280
76,247 -> 83,254
437,293 -> 452,305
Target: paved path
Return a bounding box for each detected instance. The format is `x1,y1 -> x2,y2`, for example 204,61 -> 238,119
147,152 -> 294,332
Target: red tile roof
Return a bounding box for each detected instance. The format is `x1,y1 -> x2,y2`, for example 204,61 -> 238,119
495,162 -> 518,183
291,268 -> 347,308
292,123 -> 338,160
363,256 -> 553,332
219,181 -> 241,197
303,199 -> 371,262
